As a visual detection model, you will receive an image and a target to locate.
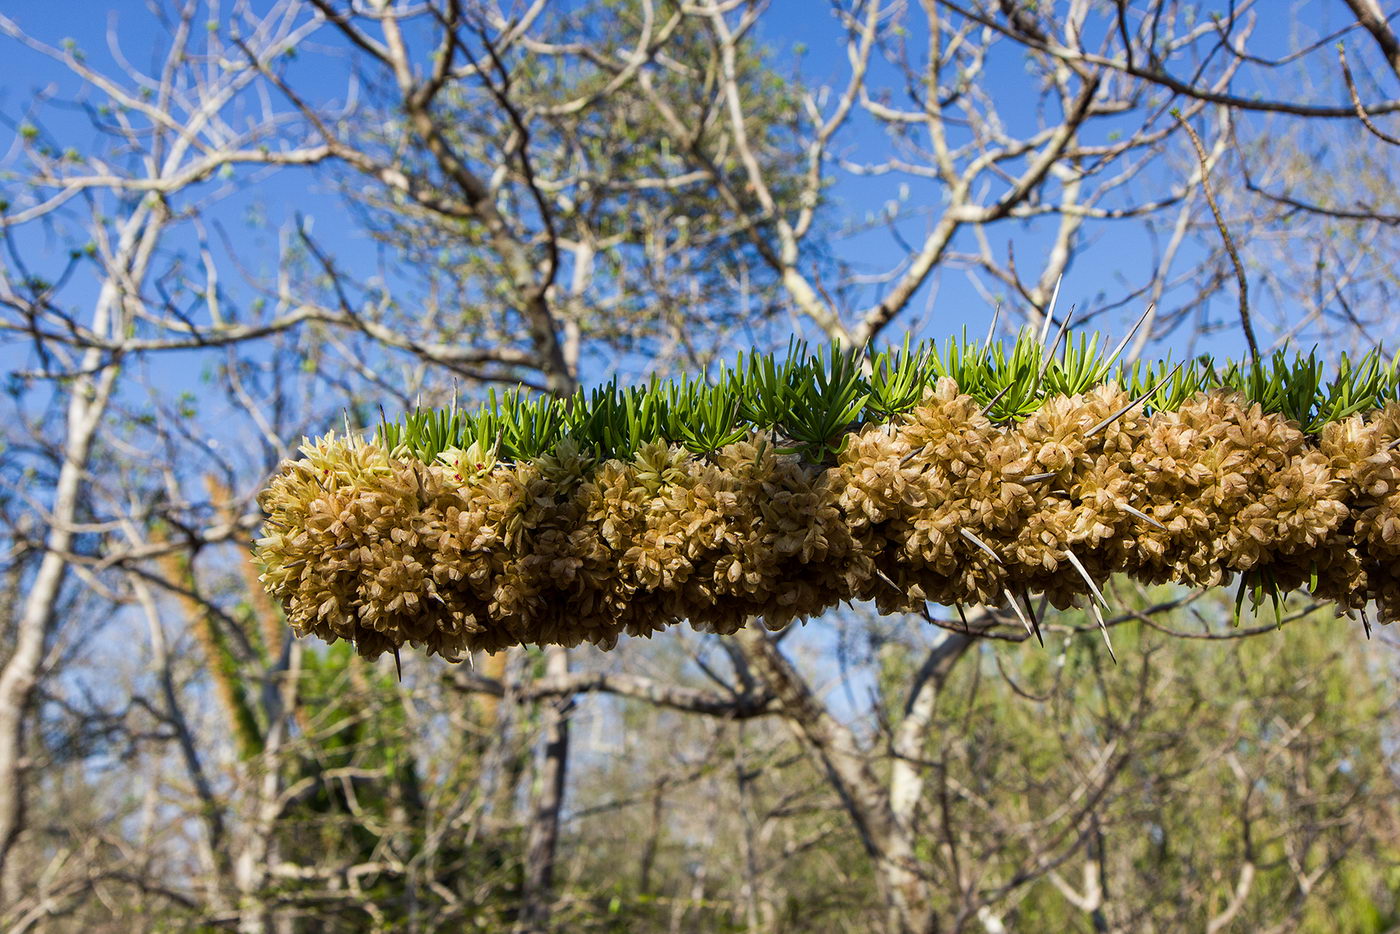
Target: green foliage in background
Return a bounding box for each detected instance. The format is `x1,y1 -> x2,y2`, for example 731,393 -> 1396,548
873,590 -> 1400,933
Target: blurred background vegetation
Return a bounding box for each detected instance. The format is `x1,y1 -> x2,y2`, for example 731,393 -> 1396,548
4,1 -> 1400,931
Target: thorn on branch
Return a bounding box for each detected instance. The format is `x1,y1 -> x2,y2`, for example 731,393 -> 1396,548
1020,588 -> 1043,646
1063,548 -> 1110,610
1119,501 -> 1166,530
1088,600 -> 1118,664
1021,471 -> 1060,484
959,527 -> 1003,565
1004,586 -> 1036,642
1086,361 -> 1182,438
980,381 -> 1014,418
1038,274 -> 1063,346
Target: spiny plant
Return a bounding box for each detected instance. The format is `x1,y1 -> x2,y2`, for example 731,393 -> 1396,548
256,293 -> 1400,666
260,361 -> 1400,661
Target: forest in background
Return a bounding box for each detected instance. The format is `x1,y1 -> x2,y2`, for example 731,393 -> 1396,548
3,1 -> 1400,931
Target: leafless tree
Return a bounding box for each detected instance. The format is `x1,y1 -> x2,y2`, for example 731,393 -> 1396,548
4,2 -> 1400,932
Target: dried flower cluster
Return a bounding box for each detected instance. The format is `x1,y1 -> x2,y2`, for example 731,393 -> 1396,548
256,380 -> 1400,658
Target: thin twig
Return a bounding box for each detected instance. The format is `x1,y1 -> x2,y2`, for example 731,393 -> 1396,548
1173,110 -> 1258,362
1340,44 -> 1400,146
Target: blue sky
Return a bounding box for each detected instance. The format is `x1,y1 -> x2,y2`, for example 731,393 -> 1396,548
1,0 -> 1390,449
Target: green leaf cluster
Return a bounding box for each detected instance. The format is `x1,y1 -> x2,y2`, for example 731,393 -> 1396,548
375,330 -> 1400,466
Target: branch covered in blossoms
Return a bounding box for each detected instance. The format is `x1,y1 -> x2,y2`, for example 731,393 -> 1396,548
257,331 -> 1400,659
